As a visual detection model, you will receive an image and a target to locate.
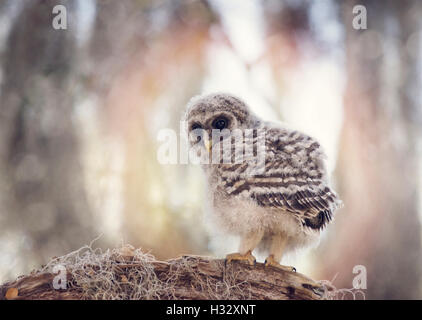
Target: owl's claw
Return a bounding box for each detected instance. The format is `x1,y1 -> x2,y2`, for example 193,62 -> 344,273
264,255 -> 296,272
225,250 -> 256,266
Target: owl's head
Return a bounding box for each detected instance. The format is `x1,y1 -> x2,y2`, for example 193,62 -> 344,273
184,93 -> 260,152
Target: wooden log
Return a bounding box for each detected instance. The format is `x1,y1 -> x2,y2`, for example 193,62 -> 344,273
0,249 -> 328,300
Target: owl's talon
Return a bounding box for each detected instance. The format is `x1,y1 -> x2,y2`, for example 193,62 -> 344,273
225,251 -> 256,266
264,255 -> 296,272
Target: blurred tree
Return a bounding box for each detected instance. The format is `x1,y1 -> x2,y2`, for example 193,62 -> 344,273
316,0 -> 422,299
0,0 -> 94,278
82,0 -> 217,259
262,0 -> 312,111
117,0 -> 217,259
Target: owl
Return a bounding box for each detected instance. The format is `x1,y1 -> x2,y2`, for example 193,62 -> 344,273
184,93 -> 342,272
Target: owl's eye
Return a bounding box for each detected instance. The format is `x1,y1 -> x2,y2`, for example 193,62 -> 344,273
212,117 -> 228,130
190,123 -> 202,131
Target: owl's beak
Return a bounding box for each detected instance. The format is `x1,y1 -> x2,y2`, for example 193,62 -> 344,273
202,133 -> 212,153
204,140 -> 212,153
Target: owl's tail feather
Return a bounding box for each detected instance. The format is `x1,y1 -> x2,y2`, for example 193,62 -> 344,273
302,209 -> 332,230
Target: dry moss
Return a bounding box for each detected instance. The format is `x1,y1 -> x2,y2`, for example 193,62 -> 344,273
35,240 -> 254,300
38,242 -> 168,299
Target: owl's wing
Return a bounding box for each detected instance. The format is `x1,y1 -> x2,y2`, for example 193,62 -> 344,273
221,126 -> 342,231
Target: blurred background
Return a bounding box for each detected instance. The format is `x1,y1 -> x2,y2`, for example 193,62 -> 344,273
0,0 -> 421,299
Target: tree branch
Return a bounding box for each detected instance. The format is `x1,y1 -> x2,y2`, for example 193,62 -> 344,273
0,246 -> 328,300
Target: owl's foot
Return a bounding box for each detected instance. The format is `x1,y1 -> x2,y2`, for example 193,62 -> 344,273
225,250 -> 256,266
264,255 -> 296,272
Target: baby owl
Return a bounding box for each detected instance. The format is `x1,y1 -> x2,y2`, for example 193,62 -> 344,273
184,93 -> 342,271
